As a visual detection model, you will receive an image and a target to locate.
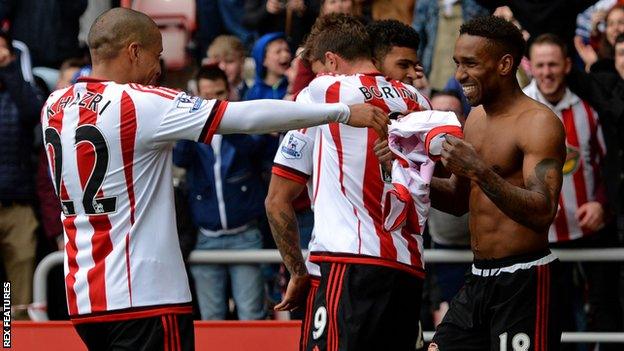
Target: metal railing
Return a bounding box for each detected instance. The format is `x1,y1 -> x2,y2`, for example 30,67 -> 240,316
31,248 -> 624,343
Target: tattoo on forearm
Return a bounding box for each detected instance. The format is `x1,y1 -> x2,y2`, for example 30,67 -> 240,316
267,210 -> 307,277
478,158 -> 562,232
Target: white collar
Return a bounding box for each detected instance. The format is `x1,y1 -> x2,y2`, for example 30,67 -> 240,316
523,79 -> 580,115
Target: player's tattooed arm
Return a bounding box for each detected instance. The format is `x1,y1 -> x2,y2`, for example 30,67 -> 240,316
266,210 -> 307,277
266,174 -> 311,311
441,109 -> 566,232
265,175 -> 308,277
475,158 -> 563,232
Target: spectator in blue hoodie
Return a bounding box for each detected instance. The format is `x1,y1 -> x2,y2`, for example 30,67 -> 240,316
173,66 -> 270,320
245,32 -> 292,100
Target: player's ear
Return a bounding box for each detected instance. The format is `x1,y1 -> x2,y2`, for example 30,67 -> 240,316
371,55 -> 380,70
128,42 -> 140,64
324,51 -> 335,68
499,53 -> 514,76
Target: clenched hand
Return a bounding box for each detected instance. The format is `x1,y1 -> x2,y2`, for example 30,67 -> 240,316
346,104 -> 389,138
441,135 -> 485,179
373,138 -> 393,173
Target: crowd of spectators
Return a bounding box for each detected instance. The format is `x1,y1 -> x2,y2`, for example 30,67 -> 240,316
1,0 -> 623,349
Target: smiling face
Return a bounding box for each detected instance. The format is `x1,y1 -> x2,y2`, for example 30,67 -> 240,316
453,34 -> 501,106
264,39 -> 292,77
379,46 -> 419,85
529,43 -> 570,104
606,8 -> 624,46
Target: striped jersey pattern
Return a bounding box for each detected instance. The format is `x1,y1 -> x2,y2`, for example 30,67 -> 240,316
524,81 -> 606,242
273,72 -> 431,277
41,77 -> 227,322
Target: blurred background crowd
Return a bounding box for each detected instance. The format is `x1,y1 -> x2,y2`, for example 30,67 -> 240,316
1,1 -> 623,350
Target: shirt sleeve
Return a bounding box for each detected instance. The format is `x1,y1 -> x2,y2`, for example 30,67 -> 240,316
272,128 -> 317,185
139,83 -> 351,147
271,90 -> 317,185
133,85 -> 227,148
216,98 -> 350,134
155,92 -> 227,146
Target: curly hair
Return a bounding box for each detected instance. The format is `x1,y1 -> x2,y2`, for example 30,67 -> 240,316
460,15 -> 526,70
302,13 -> 371,63
366,19 -> 420,63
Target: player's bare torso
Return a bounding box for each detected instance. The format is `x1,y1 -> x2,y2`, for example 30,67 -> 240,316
464,98 -> 554,259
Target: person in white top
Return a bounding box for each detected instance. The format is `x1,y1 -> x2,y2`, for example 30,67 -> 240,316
41,7 -> 388,351
524,33 -> 615,349
266,15 -> 440,351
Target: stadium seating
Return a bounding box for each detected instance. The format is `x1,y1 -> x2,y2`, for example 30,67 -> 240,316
125,0 -> 196,70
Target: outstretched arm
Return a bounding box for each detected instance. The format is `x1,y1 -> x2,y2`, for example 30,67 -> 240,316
265,175 -> 309,311
218,100 -> 389,137
441,110 -> 565,232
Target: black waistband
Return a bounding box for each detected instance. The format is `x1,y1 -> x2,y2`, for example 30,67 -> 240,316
473,249 -> 552,269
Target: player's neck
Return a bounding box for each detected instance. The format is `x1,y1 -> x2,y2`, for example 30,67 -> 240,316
483,82 -> 524,116
91,61 -> 133,84
339,59 -> 379,75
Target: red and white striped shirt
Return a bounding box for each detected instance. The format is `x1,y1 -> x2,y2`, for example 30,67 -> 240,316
274,73 -> 432,277
41,77 -> 227,322
524,81 -> 606,242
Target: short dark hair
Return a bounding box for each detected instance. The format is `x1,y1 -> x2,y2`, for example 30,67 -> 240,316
529,33 -> 568,58
88,8 -> 159,62
302,13 -> 371,63
196,64 -> 229,90
460,16 -> 526,71
60,57 -> 90,73
366,19 -> 420,63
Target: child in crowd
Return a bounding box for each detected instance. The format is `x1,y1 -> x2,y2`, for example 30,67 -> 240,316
245,32 -> 291,100
205,35 -> 248,101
